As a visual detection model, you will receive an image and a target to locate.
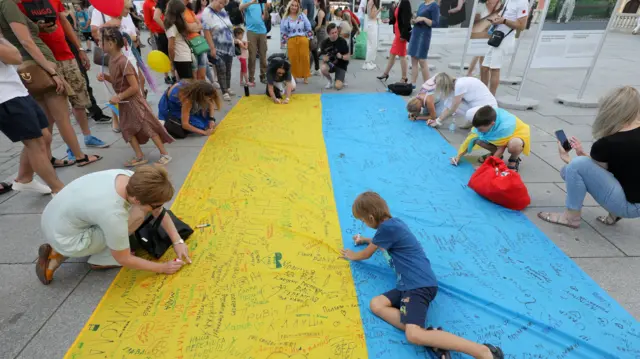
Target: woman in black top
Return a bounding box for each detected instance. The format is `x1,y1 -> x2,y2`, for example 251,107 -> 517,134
539,86 -> 640,228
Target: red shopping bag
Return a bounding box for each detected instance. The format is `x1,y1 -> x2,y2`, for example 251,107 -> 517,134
468,156 -> 531,210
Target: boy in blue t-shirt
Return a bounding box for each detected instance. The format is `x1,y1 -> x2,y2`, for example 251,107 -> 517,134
342,191 -> 504,359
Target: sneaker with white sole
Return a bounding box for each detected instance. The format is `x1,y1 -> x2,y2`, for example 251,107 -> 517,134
84,135 -> 109,148
313,70 -> 321,76
223,93 -> 231,101
13,179 -> 51,194
227,89 -> 236,96
325,80 -> 333,89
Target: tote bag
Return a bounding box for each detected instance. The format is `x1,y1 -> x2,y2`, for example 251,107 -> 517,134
467,156 -> 530,210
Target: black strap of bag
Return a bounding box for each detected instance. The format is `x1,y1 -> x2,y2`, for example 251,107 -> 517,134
487,1 -> 514,48
129,208 -> 195,258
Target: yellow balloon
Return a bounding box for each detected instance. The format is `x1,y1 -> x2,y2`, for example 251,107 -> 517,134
147,50 -> 171,73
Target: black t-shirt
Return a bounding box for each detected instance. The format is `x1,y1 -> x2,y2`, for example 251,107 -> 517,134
320,37 -> 349,70
590,127 -> 640,203
266,63 -> 291,84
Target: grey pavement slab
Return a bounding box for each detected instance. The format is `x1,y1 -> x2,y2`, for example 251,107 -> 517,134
581,207 -> 640,257
0,214 -> 45,264
14,270 -> 119,359
523,207 -> 626,258
574,257 -> 640,319
0,263 -> 89,359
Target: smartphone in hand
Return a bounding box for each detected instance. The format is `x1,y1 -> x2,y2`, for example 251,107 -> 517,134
555,130 -> 572,152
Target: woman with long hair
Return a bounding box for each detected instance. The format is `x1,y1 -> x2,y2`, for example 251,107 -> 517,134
407,0 -> 439,86
160,80 -> 222,136
311,0 -> 328,75
538,86 -> 640,228
202,0 -> 236,100
362,0 -> 380,70
377,0 -> 411,83
195,0 -> 209,19
165,0 -> 194,79
280,0 -> 313,84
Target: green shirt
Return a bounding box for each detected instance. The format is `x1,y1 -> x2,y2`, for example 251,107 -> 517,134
0,0 -> 56,62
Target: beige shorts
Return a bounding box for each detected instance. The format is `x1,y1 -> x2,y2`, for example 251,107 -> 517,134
57,59 -> 90,108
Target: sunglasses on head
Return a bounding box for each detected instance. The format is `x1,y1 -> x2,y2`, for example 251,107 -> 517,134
150,203 -> 164,210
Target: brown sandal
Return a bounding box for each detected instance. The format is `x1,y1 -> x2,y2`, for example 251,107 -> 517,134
537,212 -> 580,229
36,244 -> 64,285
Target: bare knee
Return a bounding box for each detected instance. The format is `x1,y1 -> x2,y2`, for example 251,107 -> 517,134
335,80 -> 344,90
508,138 -> 524,154
41,128 -> 52,147
405,324 -> 423,345
369,295 -> 390,316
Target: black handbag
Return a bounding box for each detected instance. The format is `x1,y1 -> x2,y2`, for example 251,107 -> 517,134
487,1 -> 513,48
388,82 -> 413,96
164,116 -> 189,139
129,209 -> 194,259
93,14 -> 111,66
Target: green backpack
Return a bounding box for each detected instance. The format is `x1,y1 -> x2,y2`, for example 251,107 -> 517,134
354,31 -> 367,60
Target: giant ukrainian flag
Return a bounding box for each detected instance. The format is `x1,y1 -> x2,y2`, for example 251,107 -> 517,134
65,94 -> 638,359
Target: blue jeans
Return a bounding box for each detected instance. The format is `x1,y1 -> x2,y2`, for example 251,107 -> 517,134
562,156 -> 640,218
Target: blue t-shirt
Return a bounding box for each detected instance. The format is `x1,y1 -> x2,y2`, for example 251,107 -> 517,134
372,218 -> 438,291
242,0 -> 267,34
76,10 -> 90,32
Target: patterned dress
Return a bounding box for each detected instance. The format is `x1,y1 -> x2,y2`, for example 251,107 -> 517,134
108,54 -> 174,145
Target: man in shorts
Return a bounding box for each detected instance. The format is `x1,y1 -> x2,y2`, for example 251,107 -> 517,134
320,23 -> 350,90
19,0 -> 109,157
480,0 -> 528,95
0,39 -> 64,196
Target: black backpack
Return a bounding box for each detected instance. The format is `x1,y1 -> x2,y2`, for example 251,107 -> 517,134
387,82 -> 413,96
226,0 -> 244,25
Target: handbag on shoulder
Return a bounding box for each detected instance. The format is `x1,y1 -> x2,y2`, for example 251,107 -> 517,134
129,208 -> 194,259
487,1 -> 514,47
17,60 -> 57,96
93,13 -> 111,65
188,35 -> 211,56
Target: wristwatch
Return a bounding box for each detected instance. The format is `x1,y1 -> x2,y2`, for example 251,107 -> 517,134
173,239 -> 185,246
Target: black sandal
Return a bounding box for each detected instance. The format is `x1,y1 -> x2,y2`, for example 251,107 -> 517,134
50,156 -> 75,168
426,327 -> 452,359
76,154 -> 103,167
507,157 -> 521,172
0,182 -> 12,195
484,344 -> 504,359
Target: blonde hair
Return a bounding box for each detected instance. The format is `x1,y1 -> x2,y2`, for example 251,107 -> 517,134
126,165 -> 175,205
352,191 -> 392,226
592,86 -> 640,140
407,97 -> 422,114
434,72 -> 455,99
284,0 -> 300,17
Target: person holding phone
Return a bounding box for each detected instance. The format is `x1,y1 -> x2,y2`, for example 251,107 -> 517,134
538,86 -> 640,228
450,105 -> 530,171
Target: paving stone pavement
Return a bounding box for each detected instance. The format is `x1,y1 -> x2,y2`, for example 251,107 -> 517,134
1,27 -> 639,359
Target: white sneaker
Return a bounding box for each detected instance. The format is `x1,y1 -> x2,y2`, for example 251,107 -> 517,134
343,81 -> 349,87
313,70 -> 321,76
213,82 -> 221,89
223,93 -> 231,101
362,62 -> 369,70
13,179 -> 51,194
325,80 -> 333,89
227,89 -> 236,96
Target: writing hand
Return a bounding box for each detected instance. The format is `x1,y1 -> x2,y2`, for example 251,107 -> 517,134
173,243 -> 192,264
353,234 -> 367,245
109,95 -> 120,104
162,259 -> 184,274
282,97 -> 290,104
450,155 -> 460,166
273,98 -> 281,104
341,249 -> 357,260
97,73 -> 105,82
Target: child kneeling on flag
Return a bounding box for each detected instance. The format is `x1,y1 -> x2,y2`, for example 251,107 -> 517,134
451,105 -> 531,172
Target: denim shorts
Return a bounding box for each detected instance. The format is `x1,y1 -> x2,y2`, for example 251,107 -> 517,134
193,52 -> 208,69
